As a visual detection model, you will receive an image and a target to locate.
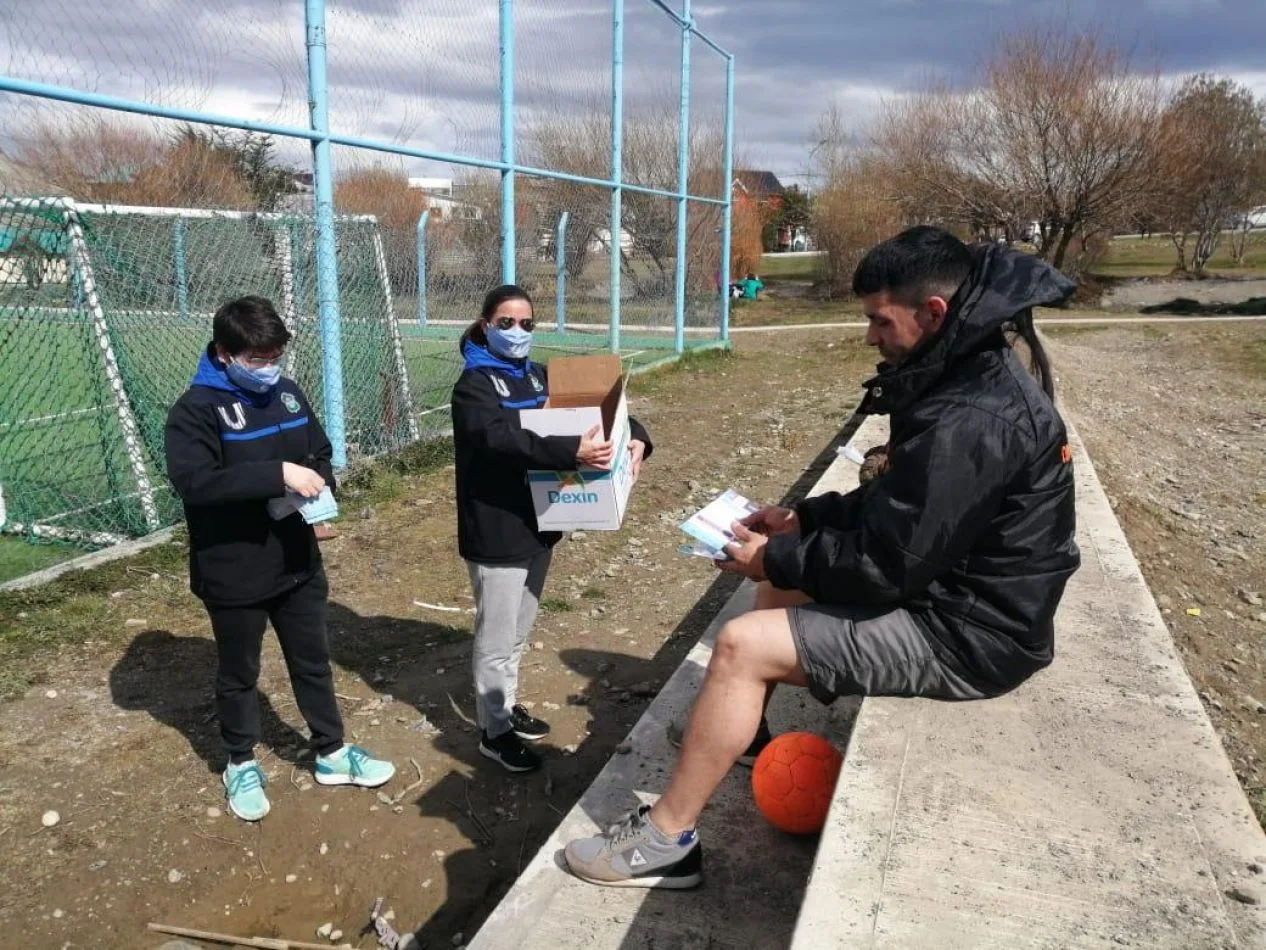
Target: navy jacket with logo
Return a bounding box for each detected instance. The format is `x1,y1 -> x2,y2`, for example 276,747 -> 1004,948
163,346 -> 335,607
451,337 -> 652,564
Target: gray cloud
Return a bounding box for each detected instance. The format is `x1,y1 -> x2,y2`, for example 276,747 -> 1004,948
2,0 -> 1264,190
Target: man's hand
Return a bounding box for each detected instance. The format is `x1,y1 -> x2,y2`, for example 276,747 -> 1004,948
283,462 -> 325,499
627,438 -> 647,484
741,505 -> 799,537
718,521 -> 769,580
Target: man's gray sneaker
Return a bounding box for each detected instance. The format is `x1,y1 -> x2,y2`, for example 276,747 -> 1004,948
666,717 -> 772,767
564,804 -> 702,889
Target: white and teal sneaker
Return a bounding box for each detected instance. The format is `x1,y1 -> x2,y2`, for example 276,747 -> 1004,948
314,744 -> 396,788
223,760 -> 270,822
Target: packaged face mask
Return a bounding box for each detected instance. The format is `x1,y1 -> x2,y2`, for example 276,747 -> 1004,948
267,485 -> 339,524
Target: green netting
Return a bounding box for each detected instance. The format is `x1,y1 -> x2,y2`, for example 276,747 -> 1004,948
0,201 -> 418,546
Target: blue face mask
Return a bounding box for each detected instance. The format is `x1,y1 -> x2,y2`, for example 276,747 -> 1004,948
487,325 -> 533,361
227,359 -> 282,394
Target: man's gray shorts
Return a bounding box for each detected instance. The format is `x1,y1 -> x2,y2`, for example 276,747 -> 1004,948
788,603 -> 988,704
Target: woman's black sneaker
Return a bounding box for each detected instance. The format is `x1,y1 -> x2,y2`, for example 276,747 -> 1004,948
480,729 -> 542,773
511,704 -> 551,741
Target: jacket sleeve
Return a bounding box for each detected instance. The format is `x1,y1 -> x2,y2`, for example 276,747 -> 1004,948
794,487 -> 867,535
164,397 -> 285,506
300,389 -> 337,493
451,372 -> 581,469
764,407 -> 1021,605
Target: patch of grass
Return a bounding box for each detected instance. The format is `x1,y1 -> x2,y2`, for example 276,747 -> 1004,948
340,436 -> 455,508
759,253 -> 823,281
633,346 -> 735,395
0,536 -> 82,586
539,596 -> 573,613
729,295 -> 862,328
581,585 -> 606,600
1091,235 -> 1266,279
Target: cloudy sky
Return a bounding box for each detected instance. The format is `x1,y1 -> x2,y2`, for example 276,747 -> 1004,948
2,0 -> 1265,191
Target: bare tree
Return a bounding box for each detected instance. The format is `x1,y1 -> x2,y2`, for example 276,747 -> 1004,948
334,166 -> 429,292
1153,75 -> 1266,275
876,26 -> 1164,271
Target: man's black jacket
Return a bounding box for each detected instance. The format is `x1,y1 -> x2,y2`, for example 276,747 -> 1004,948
765,244 -> 1081,692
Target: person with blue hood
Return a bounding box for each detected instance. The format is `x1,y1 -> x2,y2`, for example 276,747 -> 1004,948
164,295 -> 395,822
452,284 -> 652,773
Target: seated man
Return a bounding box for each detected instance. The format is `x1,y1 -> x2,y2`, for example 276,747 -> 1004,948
564,225 -> 1081,889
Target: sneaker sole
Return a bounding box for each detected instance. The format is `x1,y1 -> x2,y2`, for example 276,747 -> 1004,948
479,743 -> 540,773
567,868 -> 703,889
313,767 -> 396,788
512,728 -> 550,742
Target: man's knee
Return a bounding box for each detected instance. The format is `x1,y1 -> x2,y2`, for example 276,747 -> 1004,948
711,615 -> 762,676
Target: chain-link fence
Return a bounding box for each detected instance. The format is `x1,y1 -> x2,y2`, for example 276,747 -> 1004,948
0,0 -> 735,556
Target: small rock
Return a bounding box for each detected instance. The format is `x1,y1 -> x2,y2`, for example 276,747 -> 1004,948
1239,590 -> 1264,607
562,744 -> 578,755
316,923 -> 333,938
570,531 -> 587,541
320,842 -> 329,855
206,806 -> 221,819
1154,594 -> 1174,611
285,873 -> 298,884
89,860 -> 107,872
1226,885 -> 1262,906
370,718 -> 381,726
615,742 -> 632,755
453,934 -> 465,946
52,909 -> 64,919
329,931 -> 344,942
44,689 -> 58,699
533,641 -> 544,651
1249,862 -> 1263,875
321,804 -> 330,813
124,618 -> 148,627
41,810 -> 60,828
167,869 -> 184,885
376,792 -> 394,805
1255,612 -> 1266,625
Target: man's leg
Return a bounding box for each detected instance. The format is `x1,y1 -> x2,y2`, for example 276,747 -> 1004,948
268,570 -> 343,757
651,604 -> 807,835
564,603 -> 807,888
207,602 -> 269,765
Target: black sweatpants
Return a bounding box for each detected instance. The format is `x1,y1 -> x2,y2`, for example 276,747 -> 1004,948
205,570 -> 344,764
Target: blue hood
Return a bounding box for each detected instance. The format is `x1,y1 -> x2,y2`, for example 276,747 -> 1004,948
462,339 -> 534,378
191,347 -> 276,406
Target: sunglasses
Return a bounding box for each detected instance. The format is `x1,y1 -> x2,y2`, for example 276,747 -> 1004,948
491,316 -> 535,332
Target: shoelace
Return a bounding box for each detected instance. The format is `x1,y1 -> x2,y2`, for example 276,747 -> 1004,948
607,807 -> 649,846
345,744 -> 371,778
227,764 -> 265,797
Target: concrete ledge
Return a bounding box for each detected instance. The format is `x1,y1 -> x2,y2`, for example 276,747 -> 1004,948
467,436 -> 866,950
0,527 -> 178,592
790,419 -> 1266,949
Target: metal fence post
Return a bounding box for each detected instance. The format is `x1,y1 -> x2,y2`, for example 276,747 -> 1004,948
609,0 -> 625,354
172,216 -> 190,321
416,208 -> 430,329
304,0 -> 348,469
720,53 -> 735,344
499,0 -> 516,284
673,0 -> 692,355
555,211 -> 569,332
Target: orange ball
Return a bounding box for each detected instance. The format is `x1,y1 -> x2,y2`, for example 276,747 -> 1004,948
750,731 -> 843,835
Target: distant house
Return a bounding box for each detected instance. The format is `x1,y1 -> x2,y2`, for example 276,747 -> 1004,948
732,170 -> 786,208
407,177 -> 483,221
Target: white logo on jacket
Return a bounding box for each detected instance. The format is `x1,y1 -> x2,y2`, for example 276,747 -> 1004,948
490,375 -> 511,399
217,403 -> 247,431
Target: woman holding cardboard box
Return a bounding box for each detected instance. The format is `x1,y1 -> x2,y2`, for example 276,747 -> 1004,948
451,285 -> 653,772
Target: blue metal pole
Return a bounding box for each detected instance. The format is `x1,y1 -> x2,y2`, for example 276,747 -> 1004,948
499,0 -> 516,284
172,217 -> 190,321
609,0 -> 625,354
416,209 -> 430,329
720,54 -> 735,345
555,211 -> 570,332
673,0 -> 692,355
304,0 -> 347,469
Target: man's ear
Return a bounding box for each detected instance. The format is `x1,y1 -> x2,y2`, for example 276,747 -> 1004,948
924,295 -> 950,329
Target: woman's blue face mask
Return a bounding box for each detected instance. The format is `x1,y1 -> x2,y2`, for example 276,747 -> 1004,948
486,315 -> 534,360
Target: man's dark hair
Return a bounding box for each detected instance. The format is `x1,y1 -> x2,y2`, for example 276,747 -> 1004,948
853,226 -> 1055,399
851,225 -> 973,304
212,295 -> 291,355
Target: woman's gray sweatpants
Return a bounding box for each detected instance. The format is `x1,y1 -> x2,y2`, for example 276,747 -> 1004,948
466,550 -> 553,739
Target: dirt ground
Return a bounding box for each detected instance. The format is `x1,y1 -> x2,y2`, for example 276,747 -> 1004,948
1047,323 -> 1266,821
0,330 -> 874,949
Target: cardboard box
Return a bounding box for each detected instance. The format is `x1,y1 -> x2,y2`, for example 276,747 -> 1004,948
519,354 -> 633,531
